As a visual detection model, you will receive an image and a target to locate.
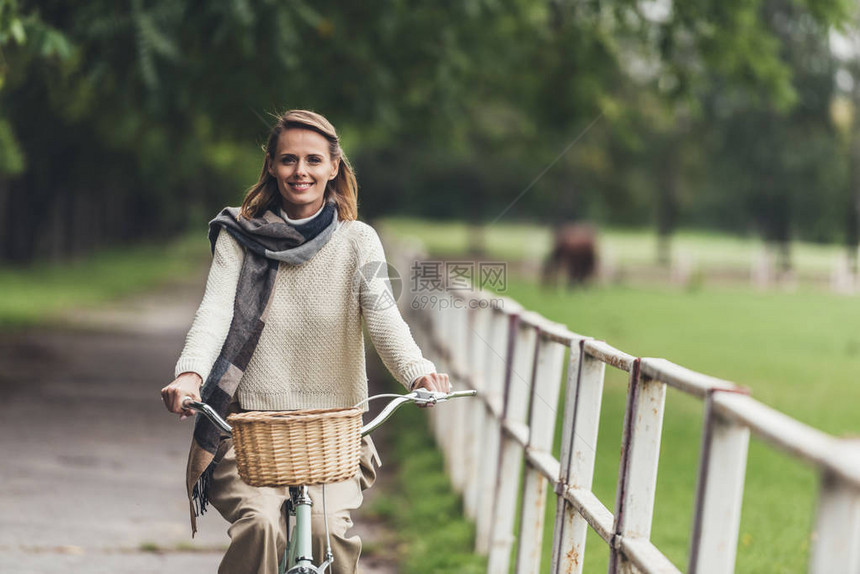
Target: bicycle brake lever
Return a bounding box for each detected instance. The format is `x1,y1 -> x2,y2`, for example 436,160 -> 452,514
411,389 -> 447,404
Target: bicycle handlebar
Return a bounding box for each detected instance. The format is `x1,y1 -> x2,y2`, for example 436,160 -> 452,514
359,389 -> 477,437
181,398 -> 233,434
181,389 -> 478,438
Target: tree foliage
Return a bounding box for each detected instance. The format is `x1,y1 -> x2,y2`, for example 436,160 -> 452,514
0,0 -> 857,263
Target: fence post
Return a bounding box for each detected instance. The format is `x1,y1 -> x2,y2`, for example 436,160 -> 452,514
487,316 -> 536,574
476,308 -> 514,554
428,298 -> 452,446
464,305 -> 491,521
551,340 -> 606,574
809,470 -> 860,573
688,392 -> 750,574
446,302 -> 470,493
515,335 -> 567,573
610,361 -> 666,573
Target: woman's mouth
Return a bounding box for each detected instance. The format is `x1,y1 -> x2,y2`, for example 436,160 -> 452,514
289,181 -> 313,191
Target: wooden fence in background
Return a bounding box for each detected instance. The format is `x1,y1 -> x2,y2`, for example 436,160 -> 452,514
390,246 -> 860,573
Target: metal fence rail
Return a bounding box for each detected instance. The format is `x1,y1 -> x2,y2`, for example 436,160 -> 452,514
393,255 -> 860,573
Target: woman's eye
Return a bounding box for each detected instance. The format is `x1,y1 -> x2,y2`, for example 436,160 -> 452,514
282,157 -> 296,164
308,157 -> 321,164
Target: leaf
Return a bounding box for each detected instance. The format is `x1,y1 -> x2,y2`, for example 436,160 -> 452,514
41,29 -> 74,60
136,12 -> 179,60
292,1 -> 322,27
0,118 -> 26,175
10,18 -> 26,44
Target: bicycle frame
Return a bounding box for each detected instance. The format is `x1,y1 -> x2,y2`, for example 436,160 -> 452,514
282,486 -> 321,574
183,389 -> 477,573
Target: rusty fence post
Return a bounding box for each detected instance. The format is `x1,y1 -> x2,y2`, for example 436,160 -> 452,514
428,299 -> 450,448
463,305 -> 490,521
515,334 -> 566,573
609,361 -> 666,573
476,308 -> 513,554
550,340 -> 606,574
487,316 -> 534,574
446,302 -> 470,494
687,391 -> 750,574
809,470 -> 860,573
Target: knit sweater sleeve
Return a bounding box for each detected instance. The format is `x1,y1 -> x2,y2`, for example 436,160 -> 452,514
358,225 -> 436,389
174,229 -> 244,381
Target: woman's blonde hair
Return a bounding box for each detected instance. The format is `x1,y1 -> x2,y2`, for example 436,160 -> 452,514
240,110 -> 358,221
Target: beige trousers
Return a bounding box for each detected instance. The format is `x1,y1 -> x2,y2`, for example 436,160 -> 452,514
210,435 -> 381,574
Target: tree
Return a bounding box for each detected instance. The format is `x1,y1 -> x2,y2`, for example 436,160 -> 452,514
1,0 -> 856,265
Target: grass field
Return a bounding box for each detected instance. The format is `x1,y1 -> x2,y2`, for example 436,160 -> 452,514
511,281 -> 859,573
381,218 -> 860,573
0,234 -> 209,327
379,217 -> 849,277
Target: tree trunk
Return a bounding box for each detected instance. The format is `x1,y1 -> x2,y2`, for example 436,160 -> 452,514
656,136 -> 679,267
3,175 -> 39,265
849,78 -> 860,274
0,178 -> 9,262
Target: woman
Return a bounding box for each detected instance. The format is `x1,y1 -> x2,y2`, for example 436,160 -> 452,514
161,109 -> 449,574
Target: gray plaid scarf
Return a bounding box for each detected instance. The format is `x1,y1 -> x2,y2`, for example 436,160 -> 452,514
185,202 -> 338,533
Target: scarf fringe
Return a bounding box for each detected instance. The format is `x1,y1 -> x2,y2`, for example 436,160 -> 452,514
191,463 -> 215,516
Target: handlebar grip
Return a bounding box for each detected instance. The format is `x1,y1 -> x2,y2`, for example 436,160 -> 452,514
180,397 -> 232,435
182,396 -> 200,410
410,389 -> 478,403
448,390 -> 478,399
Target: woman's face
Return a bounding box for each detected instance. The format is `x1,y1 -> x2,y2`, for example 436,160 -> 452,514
268,128 -> 339,219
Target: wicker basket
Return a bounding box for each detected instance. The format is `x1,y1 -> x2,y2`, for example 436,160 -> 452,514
227,407 -> 363,487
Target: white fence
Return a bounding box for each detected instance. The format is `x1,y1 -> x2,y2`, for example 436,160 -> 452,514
393,251 -> 860,573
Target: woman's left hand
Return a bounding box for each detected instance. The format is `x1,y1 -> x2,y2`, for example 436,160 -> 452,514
411,372 -> 450,407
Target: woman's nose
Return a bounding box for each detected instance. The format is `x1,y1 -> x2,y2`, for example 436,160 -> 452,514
295,160 -> 308,175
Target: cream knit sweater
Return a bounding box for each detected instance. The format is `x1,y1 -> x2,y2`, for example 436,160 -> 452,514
175,219 -> 435,411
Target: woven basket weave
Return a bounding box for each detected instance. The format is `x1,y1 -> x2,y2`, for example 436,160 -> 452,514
227,407 -> 362,487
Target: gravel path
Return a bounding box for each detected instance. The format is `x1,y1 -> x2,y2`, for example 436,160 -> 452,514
0,276 -> 398,573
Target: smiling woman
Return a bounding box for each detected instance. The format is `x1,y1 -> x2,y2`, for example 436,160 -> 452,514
159,109 -> 451,574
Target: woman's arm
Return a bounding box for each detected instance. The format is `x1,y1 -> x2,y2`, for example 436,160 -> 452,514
357,226 -> 445,391
162,229 -> 244,417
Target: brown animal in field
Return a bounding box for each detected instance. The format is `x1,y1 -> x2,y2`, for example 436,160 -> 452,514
543,224 -> 598,287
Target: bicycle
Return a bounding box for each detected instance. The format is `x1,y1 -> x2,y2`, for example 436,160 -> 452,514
183,388 -> 476,574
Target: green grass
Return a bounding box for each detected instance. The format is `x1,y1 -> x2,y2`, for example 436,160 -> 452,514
379,218 -> 554,260
0,234 -> 209,327
509,282 -> 860,433
504,280 -> 857,573
378,217 -> 847,274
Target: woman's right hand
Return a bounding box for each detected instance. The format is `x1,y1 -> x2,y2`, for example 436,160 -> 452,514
161,372 -> 203,420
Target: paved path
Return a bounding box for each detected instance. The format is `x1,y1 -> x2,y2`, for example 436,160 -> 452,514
0,277 -> 398,573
